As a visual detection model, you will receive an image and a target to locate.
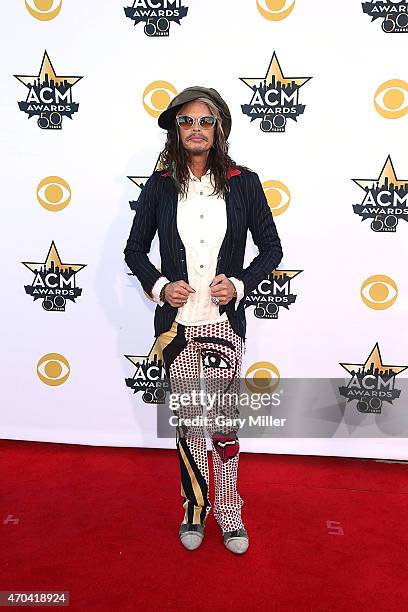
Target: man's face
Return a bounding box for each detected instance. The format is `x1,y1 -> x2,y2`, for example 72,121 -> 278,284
177,100 -> 215,155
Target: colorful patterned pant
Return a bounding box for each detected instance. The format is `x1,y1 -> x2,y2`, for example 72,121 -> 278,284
157,318 -> 245,533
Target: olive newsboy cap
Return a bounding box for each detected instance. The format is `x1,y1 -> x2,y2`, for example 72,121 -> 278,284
157,85 -> 232,139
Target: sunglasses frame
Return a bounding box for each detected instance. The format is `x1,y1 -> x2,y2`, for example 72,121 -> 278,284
175,114 -> 217,130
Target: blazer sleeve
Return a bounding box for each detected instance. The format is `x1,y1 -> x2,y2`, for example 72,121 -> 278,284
236,171 -> 283,298
123,173 -> 165,298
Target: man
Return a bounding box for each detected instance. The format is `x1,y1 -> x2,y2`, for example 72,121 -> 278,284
124,86 -> 283,554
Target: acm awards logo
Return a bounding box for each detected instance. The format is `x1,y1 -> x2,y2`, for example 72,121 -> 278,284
125,339 -> 170,403
14,50 -> 82,130
352,156 -> 408,232
124,0 -> 188,37
339,344 -> 407,414
240,52 -> 312,133
244,270 -> 302,320
362,1 -> 408,32
22,242 -> 86,312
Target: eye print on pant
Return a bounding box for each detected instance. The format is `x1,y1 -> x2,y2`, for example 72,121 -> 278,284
194,336 -> 239,393
201,349 -> 231,370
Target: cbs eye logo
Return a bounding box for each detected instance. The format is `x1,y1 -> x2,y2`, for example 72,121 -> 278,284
36,352 -> 70,386
37,176 -> 71,211
245,361 -> 280,394
25,0 -> 62,21
262,180 -> 290,216
142,80 -> 177,118
361,274 -> 398,310
374,80 -> 408,119
256,0 -> 295,21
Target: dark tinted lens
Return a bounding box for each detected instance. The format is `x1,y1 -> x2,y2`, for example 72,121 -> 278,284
177,115 -> 194,129
199,116 -> 216,128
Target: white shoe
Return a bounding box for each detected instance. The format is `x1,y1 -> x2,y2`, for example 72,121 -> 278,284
179,523 -> 205,550
223,527 -> 249,554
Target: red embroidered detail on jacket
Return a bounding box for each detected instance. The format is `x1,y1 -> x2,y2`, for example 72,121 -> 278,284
161,171 -> 170,177
227,167 -> 241,179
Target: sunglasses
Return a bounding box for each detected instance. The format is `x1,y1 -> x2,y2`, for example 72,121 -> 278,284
175,115 -> 217,130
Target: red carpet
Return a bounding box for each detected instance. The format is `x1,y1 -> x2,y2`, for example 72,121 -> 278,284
1,440 -> 407,611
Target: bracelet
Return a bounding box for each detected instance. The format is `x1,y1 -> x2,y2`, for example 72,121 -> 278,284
160,282 -> 171,302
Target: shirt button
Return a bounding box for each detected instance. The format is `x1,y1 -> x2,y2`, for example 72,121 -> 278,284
200,264 -> 204,268
200,239 -> 204,243
200,214 -> 204,219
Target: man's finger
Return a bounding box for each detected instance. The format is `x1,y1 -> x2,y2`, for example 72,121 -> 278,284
173,288 -> 189,298
177,280 -> 196,292
211,286 -> 227,297
209,273 -> 226,287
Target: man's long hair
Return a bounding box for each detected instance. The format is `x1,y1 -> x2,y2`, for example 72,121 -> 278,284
158,96 -> 247,198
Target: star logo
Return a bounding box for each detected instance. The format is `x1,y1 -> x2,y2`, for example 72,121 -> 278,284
352,155 -> 408,232
244,269 -> 303,319
340,343 -> 407,377
125,338 -> 170,403
127,155 -> 164,200
339,343 -> 407,413
22,241 -> 86,311
14,50 -> 83,129
240,52 -> 312,132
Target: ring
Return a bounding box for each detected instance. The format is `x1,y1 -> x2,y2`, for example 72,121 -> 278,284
212,297 -> 220,305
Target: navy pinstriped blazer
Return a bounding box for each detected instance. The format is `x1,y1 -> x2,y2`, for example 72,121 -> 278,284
124,166 -> 283,341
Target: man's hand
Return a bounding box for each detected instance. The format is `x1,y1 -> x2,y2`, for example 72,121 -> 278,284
164,280 -> 195,307
209,274 -> 236,305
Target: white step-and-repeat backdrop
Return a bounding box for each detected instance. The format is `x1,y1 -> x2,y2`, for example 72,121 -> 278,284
2,1 -> 408,459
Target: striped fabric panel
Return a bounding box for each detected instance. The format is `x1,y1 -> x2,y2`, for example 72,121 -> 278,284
234,171 -> 283,299
123,172 -> 165,296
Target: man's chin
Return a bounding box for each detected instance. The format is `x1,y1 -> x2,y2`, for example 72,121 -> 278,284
185,143 -> 209,155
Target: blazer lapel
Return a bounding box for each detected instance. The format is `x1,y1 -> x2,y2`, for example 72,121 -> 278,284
162,173 -> 186,269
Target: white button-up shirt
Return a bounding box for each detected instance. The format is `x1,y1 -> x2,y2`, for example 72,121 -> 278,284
151,167 -> 244,325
